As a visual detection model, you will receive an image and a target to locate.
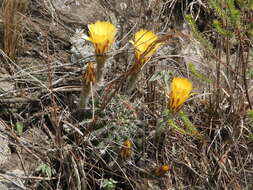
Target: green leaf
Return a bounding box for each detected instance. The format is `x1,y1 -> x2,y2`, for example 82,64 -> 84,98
185,14 -> 213,51
179,111 -> 203,138
249,28 -> 253,39
209,0 -> 228,20
250,0 -> 253,9
189,63 -> 212,83
227,0 -> 241,26
235,0 -> 244,9
168,119 -> 187,135
15,122 -> 24,136
101,178 -> 117,190
36,163 -> 52,178
213,19 -> 233,37
249,110 -> 253,120
247,134 -> 253,141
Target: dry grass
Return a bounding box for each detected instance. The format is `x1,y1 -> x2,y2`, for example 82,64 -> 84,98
0,0 -> 252,189
1,0 -> 28,60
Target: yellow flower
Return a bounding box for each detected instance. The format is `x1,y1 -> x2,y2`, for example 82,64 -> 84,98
168,77 -> 193,112
85,21 -> 116,55
152,165 -> 170,177
120,139 -> 132,160
83,63 -> 96,84
130,29 -> 161,65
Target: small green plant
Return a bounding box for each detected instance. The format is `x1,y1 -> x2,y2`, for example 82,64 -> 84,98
179,111 -> 203,138
15,121 -> 24,136
167,118 -> 187,135
188,63 -> 212,83
158,109 -> 200,138
185,14 -> 213,51
247,134 -> 253,141
101,178 -> 117,190
212,19 -> 232,37
36,163 -> 53,178
247,110 -> 253,141
186,0 -> 253,111
249,110 -> 253,120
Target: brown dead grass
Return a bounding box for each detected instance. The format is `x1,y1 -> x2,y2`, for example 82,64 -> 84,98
1,0 -> 28,60
0,0 -> 252,190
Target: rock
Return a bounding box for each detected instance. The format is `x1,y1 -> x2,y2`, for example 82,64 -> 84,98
0,120 -> 11,166
52,0 -> 107,24
0,169 -> 25,190
0,120 -> 24,189
0,124 -> 50,189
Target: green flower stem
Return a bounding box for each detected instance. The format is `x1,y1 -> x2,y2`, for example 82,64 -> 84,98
96,55 -> 107,83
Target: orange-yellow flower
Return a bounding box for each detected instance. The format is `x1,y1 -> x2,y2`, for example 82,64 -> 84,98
83,63 -> 96,84
152,165 -> 170,177
168,77 -> 192,112
130,29 -> 161,65
120,139 -> 132,160
85,21 -> 116,55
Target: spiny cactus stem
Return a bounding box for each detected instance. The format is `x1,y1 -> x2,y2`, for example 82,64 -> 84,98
79,79 -> 91,109
96,55 -> 107,83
